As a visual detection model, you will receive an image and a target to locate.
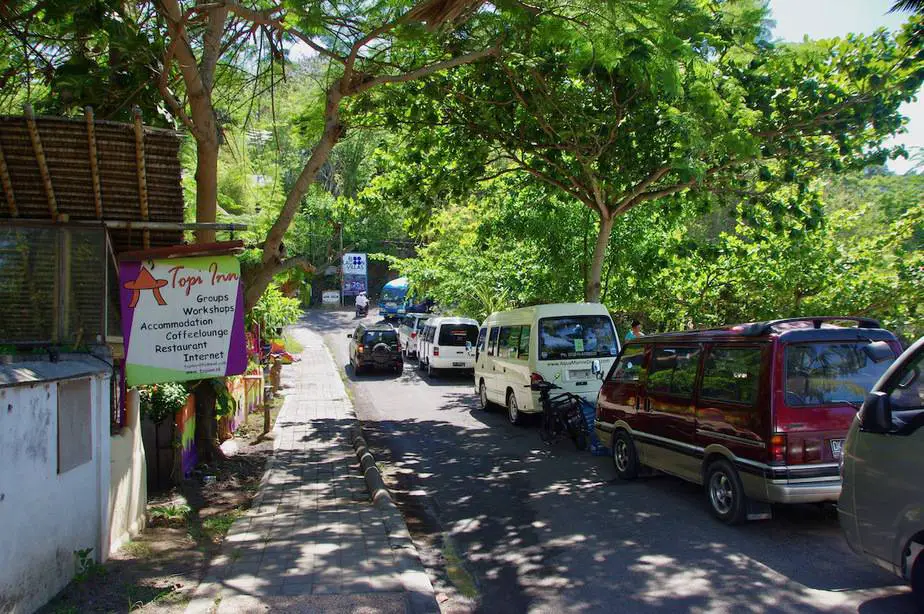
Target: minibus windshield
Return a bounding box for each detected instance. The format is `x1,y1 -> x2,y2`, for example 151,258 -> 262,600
785,342 -> 896,406
538,316 -> 618,360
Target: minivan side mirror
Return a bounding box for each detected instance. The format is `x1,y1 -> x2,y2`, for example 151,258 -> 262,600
860,391 -> 892,433
591,359 -> 602,379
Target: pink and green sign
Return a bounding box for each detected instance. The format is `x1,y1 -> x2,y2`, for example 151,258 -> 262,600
119,253 -> 247,387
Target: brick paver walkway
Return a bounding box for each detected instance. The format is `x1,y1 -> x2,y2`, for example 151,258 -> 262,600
186,325 -> 436,614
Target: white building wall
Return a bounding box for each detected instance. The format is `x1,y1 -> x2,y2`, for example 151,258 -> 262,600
0,372 -> 110,614
108,388 -> 146,554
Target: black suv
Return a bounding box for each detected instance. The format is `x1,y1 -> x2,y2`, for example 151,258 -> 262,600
348,324 -> 403,374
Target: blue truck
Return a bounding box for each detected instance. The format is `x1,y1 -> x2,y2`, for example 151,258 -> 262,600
378,277 -> 410,319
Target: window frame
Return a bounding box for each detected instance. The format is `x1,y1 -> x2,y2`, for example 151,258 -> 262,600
699,344 -> 763,407
647,344 -> 702,399
608,345 -> 647,384
487,326 -> 500,357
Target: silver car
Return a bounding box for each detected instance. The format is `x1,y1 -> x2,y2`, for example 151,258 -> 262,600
839,336 -> 924,610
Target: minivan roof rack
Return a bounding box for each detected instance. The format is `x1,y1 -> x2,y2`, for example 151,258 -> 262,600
740,316 -> 882,336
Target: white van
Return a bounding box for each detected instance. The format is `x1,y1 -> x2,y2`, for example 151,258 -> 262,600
418,317 -> 480,377
397,312 -> 433,359
474,303 -> 620,425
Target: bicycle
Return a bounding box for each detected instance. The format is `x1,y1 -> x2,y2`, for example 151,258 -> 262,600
529,378 -> 589,450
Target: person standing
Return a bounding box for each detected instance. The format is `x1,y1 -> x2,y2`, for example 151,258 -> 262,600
625,319 -> 643,342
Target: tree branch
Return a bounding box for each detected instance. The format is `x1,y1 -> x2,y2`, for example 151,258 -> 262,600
350,46 -> 499,95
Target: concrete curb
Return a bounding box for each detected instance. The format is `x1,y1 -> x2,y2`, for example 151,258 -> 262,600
349,424 -> 439,614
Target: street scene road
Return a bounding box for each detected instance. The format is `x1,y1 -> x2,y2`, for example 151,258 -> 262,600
308,309 -> 916,614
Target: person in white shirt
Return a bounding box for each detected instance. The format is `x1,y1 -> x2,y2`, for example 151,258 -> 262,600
355,292 -> 369,316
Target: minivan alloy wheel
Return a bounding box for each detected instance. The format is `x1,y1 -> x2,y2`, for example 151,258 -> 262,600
709,472 -> 735,516
614,438 -> 631,472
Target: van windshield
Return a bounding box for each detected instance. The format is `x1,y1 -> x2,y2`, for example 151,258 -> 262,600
785,342 -> 896,406
438,324 -> 478,346
538,316 -> 618,361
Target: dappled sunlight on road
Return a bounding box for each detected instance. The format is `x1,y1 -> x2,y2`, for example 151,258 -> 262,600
306,310 -> 916,614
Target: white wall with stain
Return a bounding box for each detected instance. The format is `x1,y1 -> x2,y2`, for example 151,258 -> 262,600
0,370 -> 110,614
108,388 -> 146,555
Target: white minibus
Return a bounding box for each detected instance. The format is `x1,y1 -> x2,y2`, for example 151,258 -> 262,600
474,303 -> 620,425
418,317 -> 480,377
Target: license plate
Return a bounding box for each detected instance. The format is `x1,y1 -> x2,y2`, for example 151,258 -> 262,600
452,362 -> 465,367
569,369 -> 591,379
830,439 -> 844,459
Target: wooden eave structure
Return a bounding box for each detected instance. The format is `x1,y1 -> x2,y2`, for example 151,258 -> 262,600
0,106 -> 185,253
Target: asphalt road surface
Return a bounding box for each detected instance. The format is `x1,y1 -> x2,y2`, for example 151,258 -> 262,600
306,310 -> 915,614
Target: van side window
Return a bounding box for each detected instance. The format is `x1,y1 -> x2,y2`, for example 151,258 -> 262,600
701,347 -> 761,405
476,328 -> 487,353
609,346 -> 646,382
488,327 -> 500,356
889,350 -> 924,411
517,325 -> 531,360
649,346 -> 701,397
498,326 -> 521,359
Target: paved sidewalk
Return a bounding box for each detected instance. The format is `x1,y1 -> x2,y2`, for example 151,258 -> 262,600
186,325 -> 437,614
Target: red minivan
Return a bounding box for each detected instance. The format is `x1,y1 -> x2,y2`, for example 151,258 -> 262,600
594,317 -> 901,524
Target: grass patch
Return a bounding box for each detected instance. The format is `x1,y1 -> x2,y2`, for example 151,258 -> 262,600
280,333 -> 304,354
442,535 -> 479,600
126,583 -> 184,611
190,509 -> 243,545
121,541 -> 154,559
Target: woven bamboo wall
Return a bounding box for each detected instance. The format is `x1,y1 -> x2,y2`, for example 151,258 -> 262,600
0,114 -> 185,253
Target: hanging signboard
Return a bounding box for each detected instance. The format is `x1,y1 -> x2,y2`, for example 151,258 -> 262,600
342,253 -> 367,275
342,252 -> 368,296
119,251 -> 247,386
322,290 -> 341,305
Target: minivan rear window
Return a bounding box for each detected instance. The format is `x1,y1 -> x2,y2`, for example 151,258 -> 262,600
364,330 -> 398,345
538,316 -> 618,360
785,342 -> 896,406
438,324 -> 479,346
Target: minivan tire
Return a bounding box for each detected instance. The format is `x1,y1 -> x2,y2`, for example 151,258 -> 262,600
506,390 -> 524,426
705,459 -> 747,525
427,362 -> 438,378
612,431 -> 639,480
478,381 -> 493,411
912,550 -> 923,611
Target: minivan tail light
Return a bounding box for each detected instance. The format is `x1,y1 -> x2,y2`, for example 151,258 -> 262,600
530,372 -> 544,384
433,347 -> 439,356
770,433 -> 787,464
411,332 -> 417,338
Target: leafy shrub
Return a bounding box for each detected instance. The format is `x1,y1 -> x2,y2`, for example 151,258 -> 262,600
247,283 -> 302,331
138,382 -> 189,424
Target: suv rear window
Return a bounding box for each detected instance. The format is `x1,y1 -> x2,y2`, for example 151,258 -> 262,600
538,316 -> 618,360
364,330 -> 398,345
438,324 -> 478,346
785,342 -> 896,406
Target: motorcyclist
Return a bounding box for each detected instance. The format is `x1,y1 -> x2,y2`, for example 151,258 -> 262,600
355,291 -> 369,316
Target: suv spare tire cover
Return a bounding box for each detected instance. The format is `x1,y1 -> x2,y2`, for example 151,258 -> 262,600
372,342 -> 391,364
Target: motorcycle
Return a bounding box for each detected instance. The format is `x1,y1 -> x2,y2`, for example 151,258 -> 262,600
356,302 -> 368,317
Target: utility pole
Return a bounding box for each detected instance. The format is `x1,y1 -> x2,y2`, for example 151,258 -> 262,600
339,221 -> 344,308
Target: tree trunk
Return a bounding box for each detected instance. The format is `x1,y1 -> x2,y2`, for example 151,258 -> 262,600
194,142 -> 219,243
585,213 -> 613,303
193,381 -> 224,464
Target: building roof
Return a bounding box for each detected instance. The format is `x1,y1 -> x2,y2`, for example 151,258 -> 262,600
0,112 -> 185,253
